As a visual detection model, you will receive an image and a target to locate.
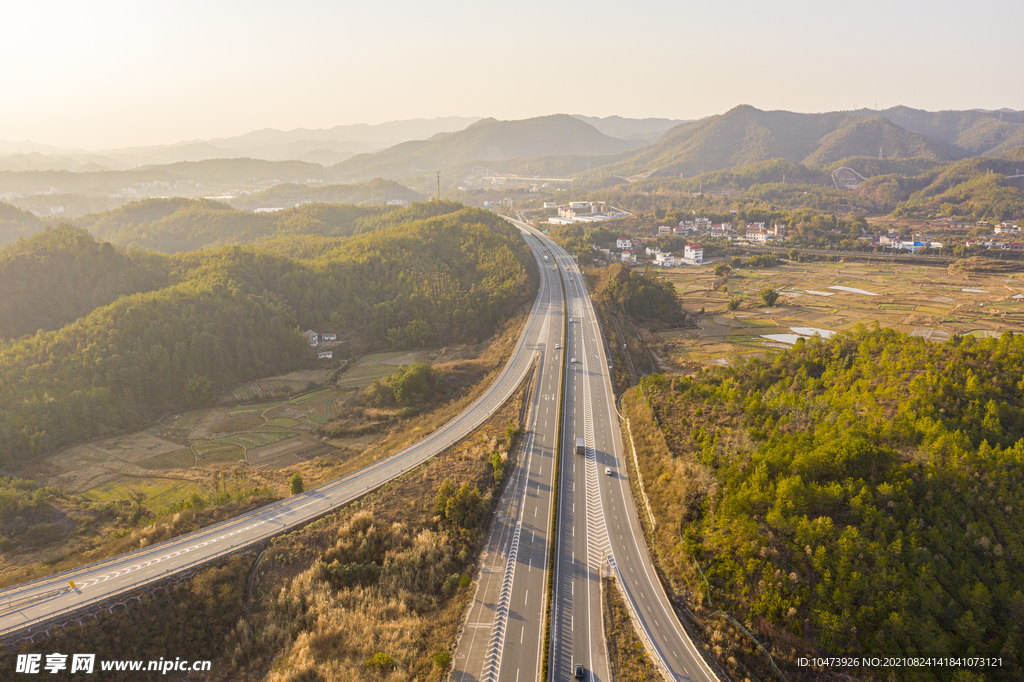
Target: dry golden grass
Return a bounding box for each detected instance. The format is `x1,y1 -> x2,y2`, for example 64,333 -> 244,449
603,577 -> 667,682
221,367 -> 528,682
14,364 -> 530,682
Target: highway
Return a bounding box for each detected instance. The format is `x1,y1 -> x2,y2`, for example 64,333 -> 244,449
451,236 -> 564,682
550,251 -> 611,682
531,221 -> 719,682
0,228 -> 556,641
3,217 -> 722,682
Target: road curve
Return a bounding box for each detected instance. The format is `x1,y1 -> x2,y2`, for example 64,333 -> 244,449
0,228 -> 554,640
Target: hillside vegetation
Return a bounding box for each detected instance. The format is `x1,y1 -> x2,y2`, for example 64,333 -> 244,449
0,202 -> 45,247
229,178 -> 424,210
73,197 -> 467,253
866,157 -> 1024,221
625,328 -> 1024,681
12,364 -> 530,682
585,106 -> 964,182
867,106 -> 1024,157
0,205 -> 536,467
0,226 -> 173,339
589,150 -> 1024,223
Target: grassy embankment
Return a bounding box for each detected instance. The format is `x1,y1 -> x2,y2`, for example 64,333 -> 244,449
10,366 -> 533,682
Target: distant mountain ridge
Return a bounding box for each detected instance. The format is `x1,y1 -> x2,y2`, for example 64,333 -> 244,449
0,117 -> 484,170
4,107 -> 1024,214
570,114 -> 688,142
329,114 -> 650,179
586,105 -> 1024,181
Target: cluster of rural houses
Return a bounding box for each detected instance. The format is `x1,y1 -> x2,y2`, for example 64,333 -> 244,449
645,244 -> 704,266
666,218 -> 788,244
302,330 -> 337,359
966,222 -> 1024,250
867,231 -> 943,253
600,236 -> 703,266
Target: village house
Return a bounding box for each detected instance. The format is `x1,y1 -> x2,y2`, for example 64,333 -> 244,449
683,243 -> 704,264
616,237 -> 632,250
746,223 -> 769,243
653,252 -> 676,267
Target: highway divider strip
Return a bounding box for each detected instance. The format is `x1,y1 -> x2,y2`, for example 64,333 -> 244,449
540,249 -> 568,682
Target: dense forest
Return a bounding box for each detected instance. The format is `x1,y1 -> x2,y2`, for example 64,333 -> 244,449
0,205 -> 536,467
0,226 -> 173,339
72,198 -> 468,253
626,328 -> 1024,681
0,202 -> 44,247
588,152 -> 1024,225
228,178 -> 424,210
593,263 -> 687,326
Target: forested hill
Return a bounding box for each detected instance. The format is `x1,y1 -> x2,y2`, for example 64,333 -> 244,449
588,105 -> 962,181
0,202 -> 45,247
0,206 -> 537,467
73,198 -> 463,253
626,328 -> 1024,681
0,226 -> 173,339
227,178 -> 424,211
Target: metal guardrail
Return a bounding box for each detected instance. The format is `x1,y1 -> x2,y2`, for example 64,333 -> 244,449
607,556 -> 675,682
2,340 -> 539,639
2,539 -> 252,644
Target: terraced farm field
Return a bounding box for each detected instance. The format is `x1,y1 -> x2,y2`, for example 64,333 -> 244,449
655,259 -> 1024,366
334,349 -> 430,388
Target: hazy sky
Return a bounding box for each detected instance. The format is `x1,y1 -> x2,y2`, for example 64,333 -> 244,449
4,0 -> 1023,149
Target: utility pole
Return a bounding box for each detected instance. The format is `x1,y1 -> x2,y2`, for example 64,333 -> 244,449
436,171 -> 440,200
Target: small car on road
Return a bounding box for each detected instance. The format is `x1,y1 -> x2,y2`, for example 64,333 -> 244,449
574,663 -> 585,679
605,467 -> 612,476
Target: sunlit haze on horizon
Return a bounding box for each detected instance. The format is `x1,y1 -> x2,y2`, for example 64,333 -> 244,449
4,0 -> 1023,149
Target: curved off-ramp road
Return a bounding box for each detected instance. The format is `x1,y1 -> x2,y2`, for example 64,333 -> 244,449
0,228 -> 556,641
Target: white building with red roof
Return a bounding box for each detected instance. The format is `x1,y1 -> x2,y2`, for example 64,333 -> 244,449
683,243 -> 704,264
